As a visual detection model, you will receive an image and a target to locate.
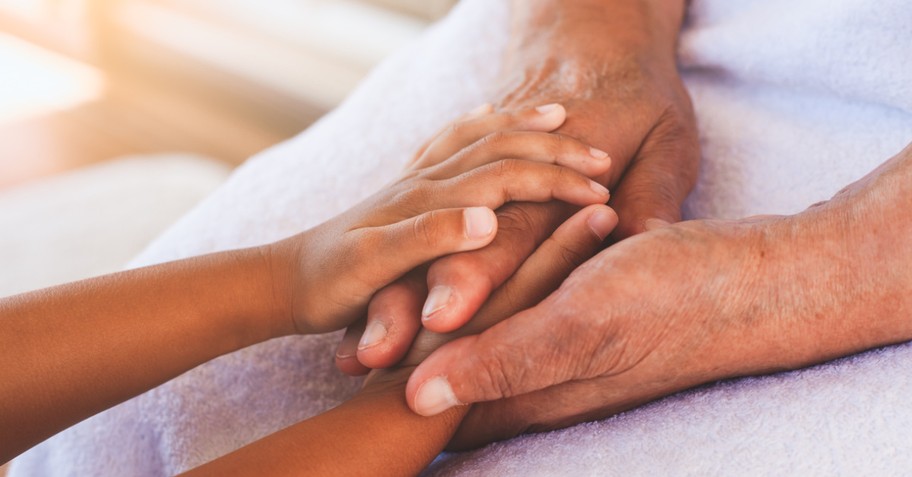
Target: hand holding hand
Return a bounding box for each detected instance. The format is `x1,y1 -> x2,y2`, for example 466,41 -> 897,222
267,104 -> 613,335
405,143 -> 912,449
338,0 -> 699,370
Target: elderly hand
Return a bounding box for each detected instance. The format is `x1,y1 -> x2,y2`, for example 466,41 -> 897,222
338,0 -> 699,372
272,103 -> 611,334
405,143 -> 912,448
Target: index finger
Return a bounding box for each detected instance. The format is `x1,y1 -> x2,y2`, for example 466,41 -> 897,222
420,200 -> 572,333
410,103 -> 568,170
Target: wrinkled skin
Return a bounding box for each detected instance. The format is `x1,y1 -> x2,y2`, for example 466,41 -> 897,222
340,0 -> 699,373
406,143 -> 912,449
273,104 -> 612,335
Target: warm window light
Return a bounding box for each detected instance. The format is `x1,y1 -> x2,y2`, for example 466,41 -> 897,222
0,31 -> 105,125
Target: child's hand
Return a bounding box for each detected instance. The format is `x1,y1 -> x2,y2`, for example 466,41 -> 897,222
267,104 -> 613,335
358,202 -> 618,398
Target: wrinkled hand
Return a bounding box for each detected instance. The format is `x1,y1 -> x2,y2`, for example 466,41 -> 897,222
361,201 -> 619,398
336,0 -> 699,372
269,105 -> 611,334
405,143 -> 912,449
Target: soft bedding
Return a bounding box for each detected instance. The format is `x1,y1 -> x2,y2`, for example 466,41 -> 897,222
11,0 -> 912,475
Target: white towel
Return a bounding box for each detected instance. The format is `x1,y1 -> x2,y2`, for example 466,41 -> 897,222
10,0 -> 912,475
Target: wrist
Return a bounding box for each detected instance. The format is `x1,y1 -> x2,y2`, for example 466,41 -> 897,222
358,367 -> 470,432
509,0 -> 686,66
811,148 -> 912,352
736,189 -> 912,376
499,0 -> 688,108
249,242 -> 297,339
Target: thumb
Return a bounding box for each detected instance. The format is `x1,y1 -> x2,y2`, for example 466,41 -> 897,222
352,206 -> 498,291
405,299 -> 579,416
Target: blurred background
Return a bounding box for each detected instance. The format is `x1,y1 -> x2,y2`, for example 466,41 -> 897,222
1,3 -> 457,471
0,0 -> 457,185
0,12 -> 460,465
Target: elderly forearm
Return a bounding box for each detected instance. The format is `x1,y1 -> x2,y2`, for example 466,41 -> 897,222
509,0 -> 687,63
779,143 -> 912,366
498,0 -> 694,187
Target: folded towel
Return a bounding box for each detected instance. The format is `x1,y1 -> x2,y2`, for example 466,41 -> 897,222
11,0 -> 912,475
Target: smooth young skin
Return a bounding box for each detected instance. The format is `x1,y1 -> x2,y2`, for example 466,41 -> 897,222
406,142 -> 912,449
186,202 -> 618,477
0,104 -> 613,467
338,0 -> 697,373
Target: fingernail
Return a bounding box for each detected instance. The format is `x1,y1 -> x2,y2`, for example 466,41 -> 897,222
589,181 -> 610,198
587,208 -> 616,240
644,218 -> 671,231
422,286 -> 452,320
466,103 -> 493,118
589,147 -> 609,160
357,321 -> 387,350
535,103 -> 561,114
464,207 -> 495,240
414,376 -> 460,416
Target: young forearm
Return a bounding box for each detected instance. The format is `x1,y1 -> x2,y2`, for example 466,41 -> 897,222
0,247 -> 288,462
0,104 -> 613,465
183,376 -> 466,477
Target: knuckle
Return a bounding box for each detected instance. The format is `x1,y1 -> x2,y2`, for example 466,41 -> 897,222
554,133 -> 566,146
349,229 -> 380,263
479,130 -> 508,147
551,164 -> 575,187
553,239 -> 590,270
496,205 -> 540,235
493,158 -> 521,178
430,250 -> 500,290
393,180 -> 435,214
548,134 -> 567,161
475,350 -> 520,399
446,122 -> 465,139
412,210 -> 445,248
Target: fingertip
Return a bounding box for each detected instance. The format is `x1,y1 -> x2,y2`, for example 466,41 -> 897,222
585,149 -> 613,177
335,354 -> 371,376
358,276 -> 426,369
531,103 -> 566,131
355,346 -> 398,369
589,147 -> 610,160
355,317 -> 411,369
423,259 -> 494,333
406,348 -> 456,415
586,205 -> 619,241
534,103 -> 563,115
422,312 -> 464,333
420,288 -> 478,333
463,207 -> 497,242
335,321 -> 373,375
588,180 -> 611,201
357,319 -> 387,348
421,285 -> 452,323
407,335 -> 483,415
411,375 -> 461,417
465,102 -> 494,119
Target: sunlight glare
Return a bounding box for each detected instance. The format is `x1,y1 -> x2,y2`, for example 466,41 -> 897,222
0,31 -> 105,125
